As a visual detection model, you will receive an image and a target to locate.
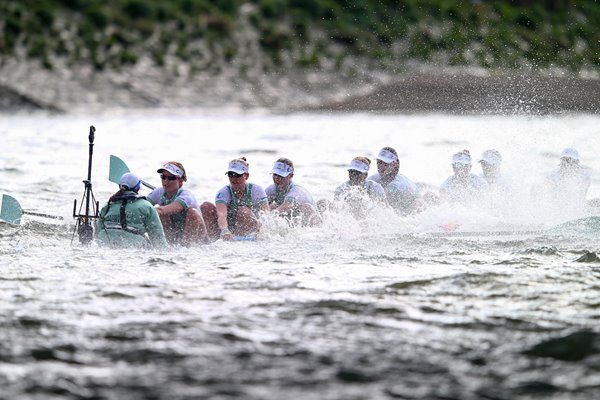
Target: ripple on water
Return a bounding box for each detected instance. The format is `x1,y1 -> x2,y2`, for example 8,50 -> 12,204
575,251 -> 600,263
522,330 -> 600,362
521,246 -> 561,256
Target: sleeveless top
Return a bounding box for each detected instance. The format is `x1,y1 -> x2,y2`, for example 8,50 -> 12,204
215,183 -> 267,229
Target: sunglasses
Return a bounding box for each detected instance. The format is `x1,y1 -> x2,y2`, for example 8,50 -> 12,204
160,174 -> 179,181
227,172 -> 244,178
348,170 -> 366,175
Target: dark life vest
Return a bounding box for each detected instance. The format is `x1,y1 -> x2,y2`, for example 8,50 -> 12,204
101,194 -> 146,236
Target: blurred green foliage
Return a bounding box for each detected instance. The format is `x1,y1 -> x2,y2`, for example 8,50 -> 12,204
0,0 -> 598,71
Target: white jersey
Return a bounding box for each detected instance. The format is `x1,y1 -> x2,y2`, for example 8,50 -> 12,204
440,174 -> 488,204
334,180 -> 386,219
369,173 -> 418,194
545,166 -> 591,210
334,180 -> 386,201
369,173 -> 420,212
215,183 -> 267,207
265,182 -> 315,206
479,173 -> 513,193
147,187 -> 199,210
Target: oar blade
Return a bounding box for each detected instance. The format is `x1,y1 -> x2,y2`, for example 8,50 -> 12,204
109,155 -> 156,190
233,236 -> 257,241
0,194 -> 23,225
109,155 -> 130,184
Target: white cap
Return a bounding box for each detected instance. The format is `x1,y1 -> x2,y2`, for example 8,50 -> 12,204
348,159 -> 370,174
119,172 -> 141,191
560,147 -> 579,161
226,160 -> 249,175
376,148 -> 399,163
271,161 -> 293,177
479,149 -> 502,165
157,163 -> 184,178
452,152 -> 471,165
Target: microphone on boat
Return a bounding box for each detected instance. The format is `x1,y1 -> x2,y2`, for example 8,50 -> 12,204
72,125 -> 100,245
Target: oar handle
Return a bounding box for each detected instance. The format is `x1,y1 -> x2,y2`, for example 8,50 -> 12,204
141,180 -> 156,190
23,210 -> 64,220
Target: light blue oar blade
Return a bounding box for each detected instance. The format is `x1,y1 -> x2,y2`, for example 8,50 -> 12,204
109,155 -> 130,184
0,194 -> 23,225
233,236 -> 257,241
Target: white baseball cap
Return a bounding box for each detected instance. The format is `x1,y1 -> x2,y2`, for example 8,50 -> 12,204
119,172 -> 141,191
271,161 -> 293,177
348,159 -> 370,174
452,152 -> 471,165
376,148 -> 399,163
560,147 -> 579,161
157,163 -> 184,178
479,149 -> 502,166
226,160 -> 249,175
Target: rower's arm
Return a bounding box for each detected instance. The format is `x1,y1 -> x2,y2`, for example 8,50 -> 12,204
215,203 -> 233,240
216,203 -> 229,230
156,201 -> 185,217
273,200 -> 295,214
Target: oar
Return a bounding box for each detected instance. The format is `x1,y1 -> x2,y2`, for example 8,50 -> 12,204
109,155 -> 156,190
0,194 -> 64,225
233,236 -> 257,241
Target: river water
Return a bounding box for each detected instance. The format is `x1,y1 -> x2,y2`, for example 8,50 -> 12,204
1,111 -> 599,399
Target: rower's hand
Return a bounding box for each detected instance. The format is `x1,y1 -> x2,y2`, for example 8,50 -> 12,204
220,229 -> 233,241
222,233 -> 233,241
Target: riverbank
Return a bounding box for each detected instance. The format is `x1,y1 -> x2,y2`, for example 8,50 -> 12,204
1,61 -> 599,114
306,68 -> 600,114
2,1 -> 600,114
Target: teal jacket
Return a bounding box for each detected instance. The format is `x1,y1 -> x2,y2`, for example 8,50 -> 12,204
96,191 -> 167,248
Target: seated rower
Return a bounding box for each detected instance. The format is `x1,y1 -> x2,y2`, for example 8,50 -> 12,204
146,161 -> 208,246
265,158 -> 321,226
201,158 -> 269,241
333,156 -> 386,219
478,149 -> 504,186
96,172 -> 167,248
439,150 -> 488,204
368,146 -> 420,214
544,147 -> 591,215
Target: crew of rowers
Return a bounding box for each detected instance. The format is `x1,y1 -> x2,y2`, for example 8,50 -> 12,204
96,146 -> 592,247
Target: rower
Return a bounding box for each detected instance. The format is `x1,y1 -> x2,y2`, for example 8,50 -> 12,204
146,161 -> 208,245
333,156 -> 386,219
96,172 -> 167,248
368,146 -> 420,214
478,149 -> 503,186
440,150 -> 488,204
544,147 -> 591,216
266,158 -> 321,226
201,157 -> 269,241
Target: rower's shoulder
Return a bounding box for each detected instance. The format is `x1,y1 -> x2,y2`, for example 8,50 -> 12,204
265,184 -> 276,197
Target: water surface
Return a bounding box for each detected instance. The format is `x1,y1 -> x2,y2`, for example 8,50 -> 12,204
1,112 -> 599,399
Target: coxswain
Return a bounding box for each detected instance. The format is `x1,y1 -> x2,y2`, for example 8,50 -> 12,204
96,172 -> 167,248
